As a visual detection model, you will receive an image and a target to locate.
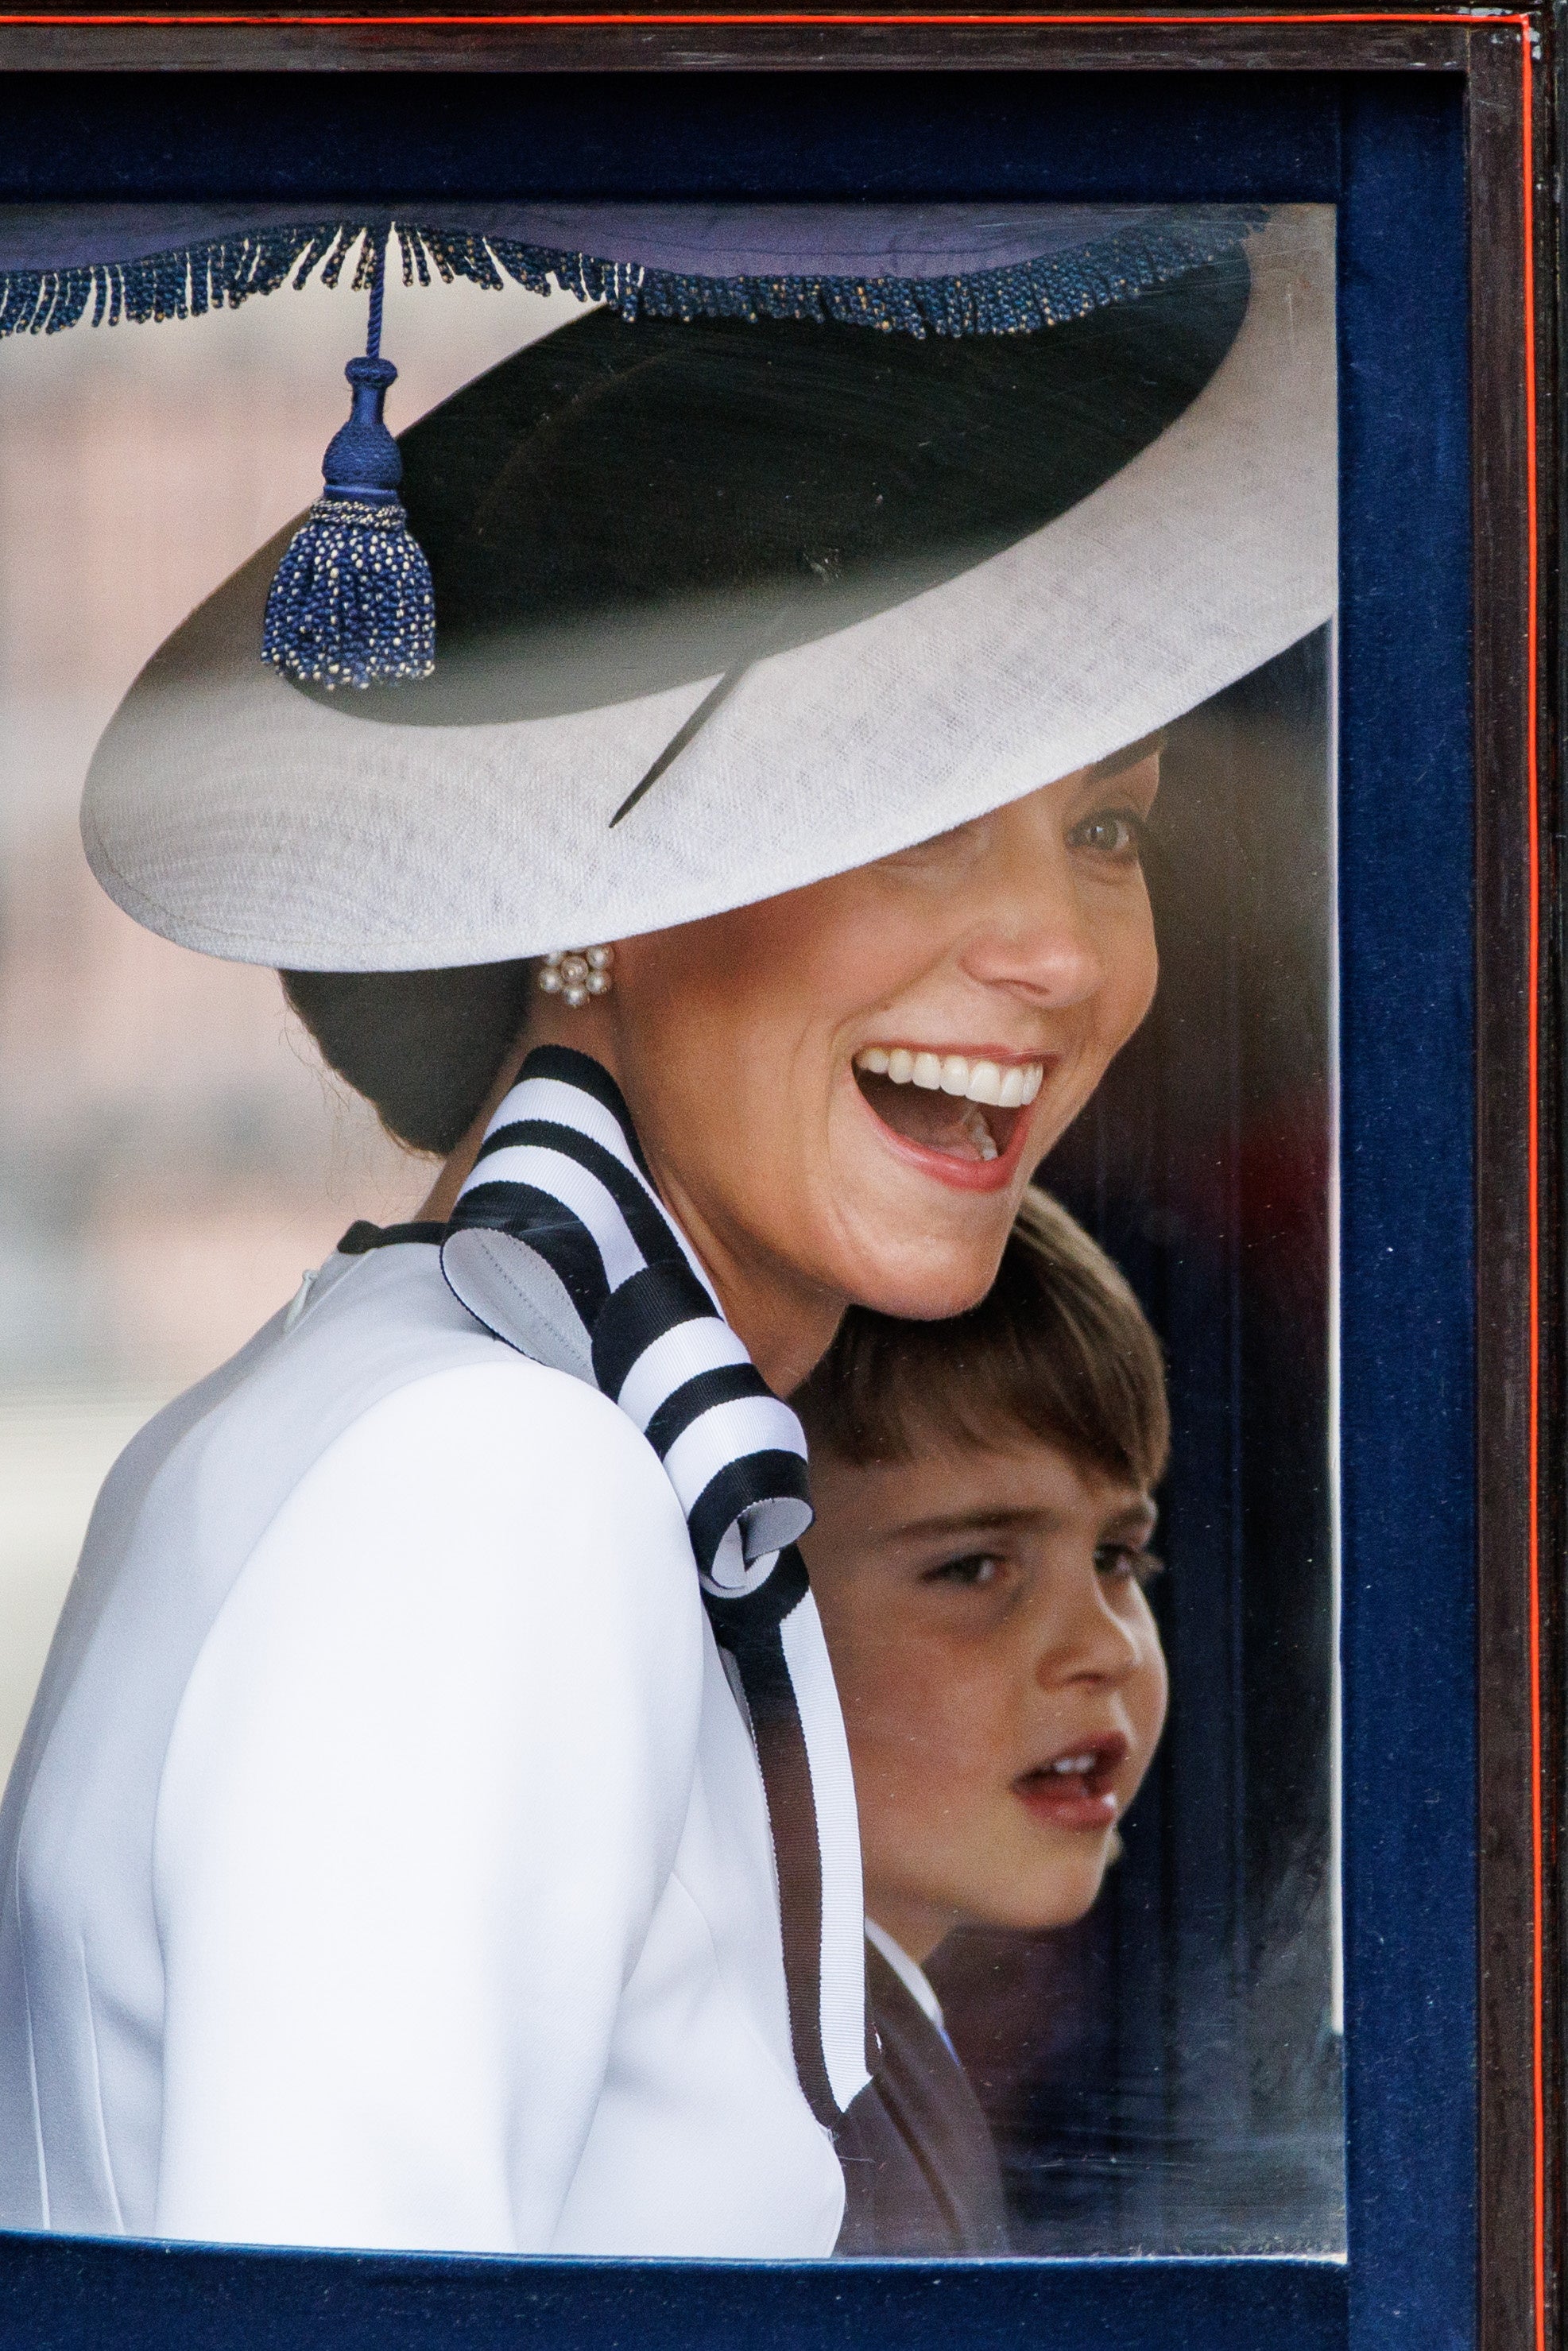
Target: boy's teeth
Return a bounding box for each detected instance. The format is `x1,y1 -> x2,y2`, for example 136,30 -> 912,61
854,1047 -> 1044,1106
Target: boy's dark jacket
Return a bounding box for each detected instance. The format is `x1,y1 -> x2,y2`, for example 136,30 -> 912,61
834,1942 -> 1009,2255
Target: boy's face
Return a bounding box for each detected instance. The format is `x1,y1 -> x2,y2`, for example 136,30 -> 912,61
802,1427 -> 1169,1963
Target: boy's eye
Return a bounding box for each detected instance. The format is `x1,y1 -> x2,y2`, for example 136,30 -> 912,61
1068,808 -> 1148,864
1096,1543 -> 1163,1587
925,1551 -> 1005,1590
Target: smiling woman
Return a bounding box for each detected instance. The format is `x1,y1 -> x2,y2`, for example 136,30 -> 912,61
842,755 -> 1160,1172
439,745 -> 1165,1390
0,201 -> 1334,2256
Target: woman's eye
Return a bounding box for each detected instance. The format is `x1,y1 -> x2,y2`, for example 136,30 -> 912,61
1069,808 -> 1148,863
924,1551 -> 1005,1590
1096,1544 -> 1163,1587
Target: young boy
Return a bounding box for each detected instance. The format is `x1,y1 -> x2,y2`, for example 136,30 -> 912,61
794,1188 -> 1171,2256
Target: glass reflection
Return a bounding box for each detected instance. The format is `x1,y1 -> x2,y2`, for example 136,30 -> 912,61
0,230 -> 1342,2258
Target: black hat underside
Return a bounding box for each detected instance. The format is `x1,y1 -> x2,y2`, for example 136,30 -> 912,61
295,253 -> 1250,731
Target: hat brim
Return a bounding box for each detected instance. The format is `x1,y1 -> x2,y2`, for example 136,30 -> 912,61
82,208 -> 1335,971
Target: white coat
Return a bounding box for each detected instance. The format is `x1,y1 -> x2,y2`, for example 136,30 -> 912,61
0,1238 -> 846,2255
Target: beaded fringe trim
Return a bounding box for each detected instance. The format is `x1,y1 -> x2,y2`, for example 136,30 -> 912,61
0,208 -> 1264,343
0,223 -> 375,338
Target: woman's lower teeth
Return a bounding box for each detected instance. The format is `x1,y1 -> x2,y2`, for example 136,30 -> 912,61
961,1106 -> 999,1160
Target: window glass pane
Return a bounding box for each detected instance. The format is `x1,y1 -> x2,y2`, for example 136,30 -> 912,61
0,205 -> 1342,2260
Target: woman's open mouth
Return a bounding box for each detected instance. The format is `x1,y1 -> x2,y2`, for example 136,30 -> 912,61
851,1045 -> 1045,1180
1012,1735 -> 1128,1833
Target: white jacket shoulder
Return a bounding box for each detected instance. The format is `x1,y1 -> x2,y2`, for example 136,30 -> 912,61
152,1356 -> 705,2252
245,1348 -> 691,1576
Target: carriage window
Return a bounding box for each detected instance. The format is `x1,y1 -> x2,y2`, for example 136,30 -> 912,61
0,203 -> 1342,2259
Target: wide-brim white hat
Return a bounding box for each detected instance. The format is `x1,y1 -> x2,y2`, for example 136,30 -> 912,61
80,204 -> 1335,972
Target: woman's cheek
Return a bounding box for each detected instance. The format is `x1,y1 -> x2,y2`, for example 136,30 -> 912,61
1096,882 -> 1159,1056
1129,884 -> 1160,1028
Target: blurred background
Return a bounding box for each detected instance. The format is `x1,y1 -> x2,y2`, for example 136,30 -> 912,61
0,262 -> 563,1780
0,226 -> 1342,2256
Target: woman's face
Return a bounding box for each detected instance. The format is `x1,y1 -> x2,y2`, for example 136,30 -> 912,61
587,753 -> 1160,1378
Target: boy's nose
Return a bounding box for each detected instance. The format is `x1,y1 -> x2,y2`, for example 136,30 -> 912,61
1035,1582 -> 1145,1689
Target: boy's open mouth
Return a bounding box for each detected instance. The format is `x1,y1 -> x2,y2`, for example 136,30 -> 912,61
1012,1733 -> 1128,1831
852,1046 -> 1043,1164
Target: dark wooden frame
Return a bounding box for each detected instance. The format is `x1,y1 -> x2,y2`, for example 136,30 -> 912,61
0,10 -> 1551,2349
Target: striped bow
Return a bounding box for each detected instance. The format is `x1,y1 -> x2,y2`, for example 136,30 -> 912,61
442,1044 -> 871,2123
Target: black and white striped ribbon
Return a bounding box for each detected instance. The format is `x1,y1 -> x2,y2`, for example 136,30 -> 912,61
441,1044 -> 871,2123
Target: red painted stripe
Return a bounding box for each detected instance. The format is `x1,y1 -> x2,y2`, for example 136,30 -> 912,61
1518,24 -> 1546,2351
0,10 -> 1539,27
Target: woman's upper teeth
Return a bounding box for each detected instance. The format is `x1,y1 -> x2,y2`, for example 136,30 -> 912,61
854,1047 -> 1043,1107
1050,1753 -> 1098,1776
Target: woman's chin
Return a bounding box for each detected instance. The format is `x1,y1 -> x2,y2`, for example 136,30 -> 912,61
830,1177 -> 1023,1322
838,1240 -> 1010,1324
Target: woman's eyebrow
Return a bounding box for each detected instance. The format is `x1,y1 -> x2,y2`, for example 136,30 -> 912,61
1086,729 -> 1167,783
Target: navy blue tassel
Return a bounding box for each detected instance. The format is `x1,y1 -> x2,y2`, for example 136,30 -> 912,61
261,230 -> 435,690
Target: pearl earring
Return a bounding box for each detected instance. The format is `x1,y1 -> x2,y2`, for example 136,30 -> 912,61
537,945 -> 614,1010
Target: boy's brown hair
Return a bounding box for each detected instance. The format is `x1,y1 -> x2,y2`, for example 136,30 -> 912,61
794,1187 -> 1169,1491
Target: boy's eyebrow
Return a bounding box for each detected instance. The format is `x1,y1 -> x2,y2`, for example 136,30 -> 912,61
1101,1501 -> 1160,1543
878,1505 -> 1059,1544
885,1498 -> 1156,1543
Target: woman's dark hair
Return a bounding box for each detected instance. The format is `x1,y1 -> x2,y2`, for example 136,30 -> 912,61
280,962 -> 533,1156
793,1187 -> 1170,1493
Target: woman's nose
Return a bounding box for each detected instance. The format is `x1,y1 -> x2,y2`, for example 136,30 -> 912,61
960,826 -> 1105,1009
